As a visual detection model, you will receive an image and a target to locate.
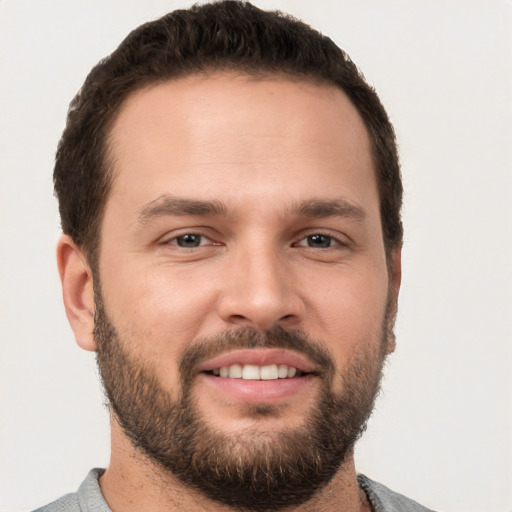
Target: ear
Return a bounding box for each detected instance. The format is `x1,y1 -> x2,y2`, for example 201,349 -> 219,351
385,247 -> 402,355
56,235 -> 97,352
390,246 -> 402,301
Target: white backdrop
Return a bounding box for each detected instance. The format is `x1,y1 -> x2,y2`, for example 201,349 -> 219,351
1,1 -> 511,511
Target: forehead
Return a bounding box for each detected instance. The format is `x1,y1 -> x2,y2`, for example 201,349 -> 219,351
106,72 -> 377,217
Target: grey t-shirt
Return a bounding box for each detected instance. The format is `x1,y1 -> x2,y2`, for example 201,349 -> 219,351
33,468 -> 437,512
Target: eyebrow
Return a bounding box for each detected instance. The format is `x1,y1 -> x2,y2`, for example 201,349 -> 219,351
294,199 -> 366,221
137,195 -> 366,225
138,195 -> 227,224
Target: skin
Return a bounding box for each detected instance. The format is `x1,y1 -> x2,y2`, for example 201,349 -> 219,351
57,73 -> 401,512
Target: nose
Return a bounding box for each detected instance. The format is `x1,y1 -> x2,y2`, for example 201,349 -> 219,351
217,246 -> 304,331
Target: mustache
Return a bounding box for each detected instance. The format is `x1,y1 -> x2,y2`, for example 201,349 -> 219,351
179,326 -> 335,384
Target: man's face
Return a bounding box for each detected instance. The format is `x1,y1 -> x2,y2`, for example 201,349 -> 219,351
93,73 -> 399,508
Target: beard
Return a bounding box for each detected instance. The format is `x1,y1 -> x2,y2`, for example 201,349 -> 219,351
94,289 -> 393,511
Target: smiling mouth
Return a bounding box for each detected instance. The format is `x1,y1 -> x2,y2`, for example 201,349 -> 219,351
197,349 -> 318,403
205,363 -> 308,380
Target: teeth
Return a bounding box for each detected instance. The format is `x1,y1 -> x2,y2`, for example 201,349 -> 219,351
212,363 -> 302,380
260,364 -> 278,380
278,364 -> 288,378
242,364 -> 260,380
228,363 -> 243,378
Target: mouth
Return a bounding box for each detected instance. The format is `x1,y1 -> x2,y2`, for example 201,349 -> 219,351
197,349 -> 317,403
207,364 -> 306,380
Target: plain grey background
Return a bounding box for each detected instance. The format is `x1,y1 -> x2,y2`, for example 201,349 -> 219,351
1,1 -> 511,511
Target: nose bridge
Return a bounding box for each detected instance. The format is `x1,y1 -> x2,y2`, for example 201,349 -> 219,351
218,237 -> 301,329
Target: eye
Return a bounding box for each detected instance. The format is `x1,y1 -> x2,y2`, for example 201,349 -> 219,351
170,233 -> 209,248
296,234 -> 340,249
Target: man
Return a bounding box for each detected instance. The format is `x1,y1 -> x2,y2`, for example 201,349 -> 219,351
35,2 -> 435,511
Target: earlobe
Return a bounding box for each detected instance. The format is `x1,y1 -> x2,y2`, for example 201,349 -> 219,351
385,247 -> 402,355
56,235 -> 97,352
391,247 -> 402,298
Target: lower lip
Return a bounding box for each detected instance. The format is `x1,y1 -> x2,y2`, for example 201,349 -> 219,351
199,373 -> 315,403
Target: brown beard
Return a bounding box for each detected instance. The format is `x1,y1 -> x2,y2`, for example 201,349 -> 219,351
94,289 -> 391,511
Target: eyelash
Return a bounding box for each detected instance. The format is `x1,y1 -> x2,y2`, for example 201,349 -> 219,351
165,233 -> 216,248
163,231 -> 347,250
293,233 -> 345,249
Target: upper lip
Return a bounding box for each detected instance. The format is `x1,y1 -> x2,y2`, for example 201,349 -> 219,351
197,348 -> 316,374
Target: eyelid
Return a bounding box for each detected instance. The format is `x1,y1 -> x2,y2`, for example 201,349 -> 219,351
167,235 -> 220,249
159,228 -> 219,246
293,230 -> 349,248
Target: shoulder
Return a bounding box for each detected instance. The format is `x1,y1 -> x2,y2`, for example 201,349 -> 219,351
31,492 -> 80,512
357,474 -> 438,512
30,469 -> 109,512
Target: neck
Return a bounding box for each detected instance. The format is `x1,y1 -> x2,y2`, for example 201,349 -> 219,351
100,419 -> 371,512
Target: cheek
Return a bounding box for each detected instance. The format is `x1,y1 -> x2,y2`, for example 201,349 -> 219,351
98,264 -> 219,381
305,263 -> 389,365
105,259 -> 213,317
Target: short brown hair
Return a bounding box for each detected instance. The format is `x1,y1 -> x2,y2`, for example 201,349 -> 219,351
54,1 -> 403,267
